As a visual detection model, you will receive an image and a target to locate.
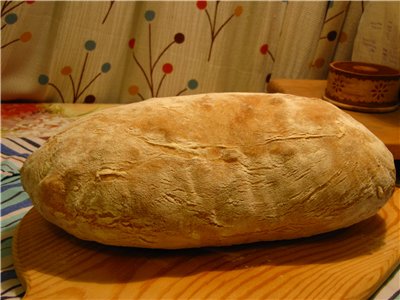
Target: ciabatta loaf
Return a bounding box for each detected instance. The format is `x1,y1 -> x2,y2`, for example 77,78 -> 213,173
20,93 -> 396,248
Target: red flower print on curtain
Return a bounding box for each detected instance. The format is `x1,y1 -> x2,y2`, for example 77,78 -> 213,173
128,10 -> 198,100
196,0 -> 243,62
259,43 -> 275,83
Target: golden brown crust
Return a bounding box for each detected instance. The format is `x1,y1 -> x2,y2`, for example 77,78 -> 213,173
20,93 -> 396,248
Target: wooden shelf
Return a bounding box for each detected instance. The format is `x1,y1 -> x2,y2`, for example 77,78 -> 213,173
267,79 -> 400,159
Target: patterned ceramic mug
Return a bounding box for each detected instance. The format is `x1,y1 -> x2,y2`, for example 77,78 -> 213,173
324,61 -> 400,113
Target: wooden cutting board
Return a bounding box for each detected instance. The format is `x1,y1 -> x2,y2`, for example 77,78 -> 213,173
13,189 -> 400,300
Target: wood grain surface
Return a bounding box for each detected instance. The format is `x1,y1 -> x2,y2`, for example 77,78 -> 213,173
13,189 -> 400,300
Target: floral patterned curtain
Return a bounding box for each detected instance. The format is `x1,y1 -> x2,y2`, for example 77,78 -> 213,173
1,1 -> 367,103
309,1 -> 359,78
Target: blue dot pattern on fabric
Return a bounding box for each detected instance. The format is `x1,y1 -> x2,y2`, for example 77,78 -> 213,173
85,40 -> 96,51
38,74 -> 49,85
5,13 -> 17,25
144,10 -> 155,22
187,79 -> 198,90
101,63 -> 111,73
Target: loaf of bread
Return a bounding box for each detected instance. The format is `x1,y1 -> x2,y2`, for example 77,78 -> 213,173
20,93 -> 395,249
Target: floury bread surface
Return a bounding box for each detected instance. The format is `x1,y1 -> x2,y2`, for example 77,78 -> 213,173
21,93 -> 395,248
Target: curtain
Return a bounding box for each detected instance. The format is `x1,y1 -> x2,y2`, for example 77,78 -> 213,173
308,1 -> 363,79
352,1 -> 400,70
1,1 -> 369,104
